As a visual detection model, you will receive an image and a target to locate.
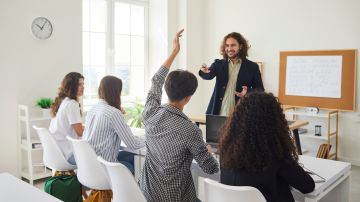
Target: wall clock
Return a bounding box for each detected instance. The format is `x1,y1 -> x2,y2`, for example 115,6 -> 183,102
31,17 -> 53,40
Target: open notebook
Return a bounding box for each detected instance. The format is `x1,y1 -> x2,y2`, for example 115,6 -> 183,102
304,167 -> 326,183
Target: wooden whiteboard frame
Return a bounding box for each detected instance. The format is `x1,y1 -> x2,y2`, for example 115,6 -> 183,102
278,49 -> 357,111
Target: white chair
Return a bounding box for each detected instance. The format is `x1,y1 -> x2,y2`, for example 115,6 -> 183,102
97,156 -> 146,202
33,125 -> 76,171
204,178 -> 266,202
66,136 -> 110,190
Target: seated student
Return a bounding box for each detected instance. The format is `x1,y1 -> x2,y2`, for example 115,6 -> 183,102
218,92 -> 315,202
49,72 -> 85,165
139,29 -> 219,202
83,75 -> 145,174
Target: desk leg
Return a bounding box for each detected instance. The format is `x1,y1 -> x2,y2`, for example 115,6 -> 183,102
134,155 -> 145,181
293,129 -> 302,155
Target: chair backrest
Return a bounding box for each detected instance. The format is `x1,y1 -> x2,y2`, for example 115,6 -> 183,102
97,157 -> 146,202
204,178 -> 266,202
66,136 -> 110,190
33,125 -> 77,171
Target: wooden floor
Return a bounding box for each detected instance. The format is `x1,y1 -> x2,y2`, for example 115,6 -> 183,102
34,166 -> 360,202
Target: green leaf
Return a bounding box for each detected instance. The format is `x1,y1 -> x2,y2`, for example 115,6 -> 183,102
125,103 -> 144,128
36,98 -> 54,109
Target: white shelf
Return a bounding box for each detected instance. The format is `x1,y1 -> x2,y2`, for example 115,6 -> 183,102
18,105 -> 52,185
299,131 -> 336,141
301,149 -> 308,154
20,168 -> 52,181
284,106 -> 338,159
20,117 -> 51,122
21,137 -> 41,145
285,111 -> 330,118
20,144 -> 43,152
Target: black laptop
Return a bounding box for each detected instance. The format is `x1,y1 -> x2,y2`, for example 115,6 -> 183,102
206,115 -> 227,148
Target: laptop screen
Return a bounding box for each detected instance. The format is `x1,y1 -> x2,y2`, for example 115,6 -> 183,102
206,115 -> 228,144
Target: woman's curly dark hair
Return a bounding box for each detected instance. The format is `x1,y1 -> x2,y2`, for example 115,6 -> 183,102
218,92 -> 298,171
51,72 -> 84,117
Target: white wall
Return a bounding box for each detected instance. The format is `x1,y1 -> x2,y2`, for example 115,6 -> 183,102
0,0 -> 82,175
148,0 -> 168,81
192,0 -> 360,164
1,0 -> 359,175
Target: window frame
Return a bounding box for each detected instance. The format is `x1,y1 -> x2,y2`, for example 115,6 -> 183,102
82,0 -> 149,108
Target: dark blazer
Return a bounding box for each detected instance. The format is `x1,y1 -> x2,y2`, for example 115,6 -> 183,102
199,58 -> 264,115
220,160 -> 315,202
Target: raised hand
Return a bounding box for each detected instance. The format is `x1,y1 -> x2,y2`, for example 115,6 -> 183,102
162,29 -> 184,69
172,29 -> 184,55
200,63 -> 211,73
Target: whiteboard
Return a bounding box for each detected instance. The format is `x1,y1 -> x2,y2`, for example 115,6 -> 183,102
285,56 -> 342,98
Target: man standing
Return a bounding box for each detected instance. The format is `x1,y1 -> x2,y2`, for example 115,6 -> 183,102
199,32 -> 264,115
140,29 -> 219,202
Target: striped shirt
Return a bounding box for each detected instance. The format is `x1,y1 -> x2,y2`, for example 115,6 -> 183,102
83,100 -> 145,162
219,59 -> 242,116
139,67 -> 219,202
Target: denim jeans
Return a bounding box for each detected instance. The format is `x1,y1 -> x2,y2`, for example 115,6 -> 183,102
117,151 -> 135,175
67,153 -> 76,165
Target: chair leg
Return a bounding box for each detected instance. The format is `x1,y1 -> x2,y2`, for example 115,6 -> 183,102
83,190 -> 112,202
82,188 -> 88,199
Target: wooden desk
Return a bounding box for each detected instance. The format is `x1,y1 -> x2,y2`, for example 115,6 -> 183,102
190,116 -> 308,155
0,173 -> 61,202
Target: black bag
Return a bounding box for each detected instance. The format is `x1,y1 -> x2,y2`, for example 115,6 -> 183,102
44,175 -> 82,202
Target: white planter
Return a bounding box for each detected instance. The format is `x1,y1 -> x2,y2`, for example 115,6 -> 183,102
41,108 -> 51,117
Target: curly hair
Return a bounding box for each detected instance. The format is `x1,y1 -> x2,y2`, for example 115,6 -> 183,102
220,32 -> 249,60
51,72 -> 84,117
218,92 -> 298,172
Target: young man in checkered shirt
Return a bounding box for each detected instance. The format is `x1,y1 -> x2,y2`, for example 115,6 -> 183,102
139,29 -> 219,202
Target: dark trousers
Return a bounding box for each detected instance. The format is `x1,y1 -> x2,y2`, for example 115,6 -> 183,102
117,151 -> 135,175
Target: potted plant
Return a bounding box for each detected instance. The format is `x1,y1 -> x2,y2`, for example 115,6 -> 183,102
125,103 -> 144,128
36,98 -> 54,117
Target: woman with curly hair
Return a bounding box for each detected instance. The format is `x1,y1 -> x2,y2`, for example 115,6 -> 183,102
218,92 -> 314,202
49,72 -> 84,165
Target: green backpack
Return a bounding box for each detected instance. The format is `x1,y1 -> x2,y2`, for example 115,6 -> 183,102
44,175 -> 83,202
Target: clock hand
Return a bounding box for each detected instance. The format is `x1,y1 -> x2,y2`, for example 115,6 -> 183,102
41,21 -> 47,30
35,24 -> 42,29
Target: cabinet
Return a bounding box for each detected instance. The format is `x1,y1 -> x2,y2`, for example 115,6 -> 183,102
283,106 -> 338,160
18,105 -> 52,184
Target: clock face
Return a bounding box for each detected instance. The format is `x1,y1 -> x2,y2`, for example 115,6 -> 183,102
31,17 -> 53,40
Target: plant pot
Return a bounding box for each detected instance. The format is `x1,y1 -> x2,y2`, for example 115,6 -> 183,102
41,108 -> 51,117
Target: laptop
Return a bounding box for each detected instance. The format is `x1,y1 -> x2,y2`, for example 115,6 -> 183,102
206,115 -> 227,149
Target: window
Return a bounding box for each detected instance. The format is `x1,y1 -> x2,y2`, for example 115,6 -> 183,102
82,0 -> 148,107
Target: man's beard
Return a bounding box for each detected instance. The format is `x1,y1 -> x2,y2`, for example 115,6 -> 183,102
227,52 -> 239,59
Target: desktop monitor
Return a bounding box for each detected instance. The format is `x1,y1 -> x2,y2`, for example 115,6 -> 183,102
206,115 -> 227,146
